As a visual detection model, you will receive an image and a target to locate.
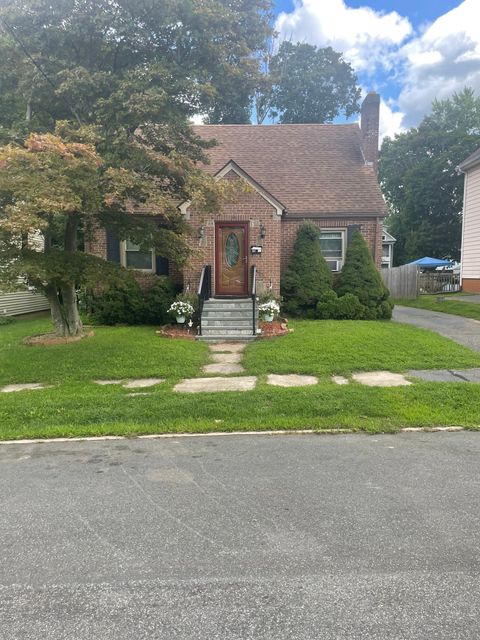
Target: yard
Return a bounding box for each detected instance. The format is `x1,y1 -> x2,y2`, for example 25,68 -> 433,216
1,314 -> 480,440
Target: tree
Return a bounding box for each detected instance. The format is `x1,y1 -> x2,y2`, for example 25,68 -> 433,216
335,230 -> 392,319
257,41 -> 360,124
380,88 -> 480,264
0,0 -> 272,335
281,222 -> 333,316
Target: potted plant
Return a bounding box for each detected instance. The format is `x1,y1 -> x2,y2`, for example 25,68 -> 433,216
168,300 -> 195,324
258,299 -> 280,322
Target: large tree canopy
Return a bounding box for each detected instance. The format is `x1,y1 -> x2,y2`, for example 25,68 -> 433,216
257,41 -> 361,124
0,0 -> 271,335
379,88 -> 480,265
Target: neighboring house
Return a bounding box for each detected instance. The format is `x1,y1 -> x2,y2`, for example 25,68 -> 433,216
459,147 -> 480,293
86,93 -> 387,337
381,227 -> 396,268
0,232 -> 50,317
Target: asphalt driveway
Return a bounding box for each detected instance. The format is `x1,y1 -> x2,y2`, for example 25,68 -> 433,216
1,432 -> 480,639
393,305 -> 480,351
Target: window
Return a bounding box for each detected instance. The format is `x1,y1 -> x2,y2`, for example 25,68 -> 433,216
121,240 -> 155,272
319,230 -> 344,271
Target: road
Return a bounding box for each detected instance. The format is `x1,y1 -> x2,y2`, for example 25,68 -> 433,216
1,432 -> 480,639
393,304 -> 480,351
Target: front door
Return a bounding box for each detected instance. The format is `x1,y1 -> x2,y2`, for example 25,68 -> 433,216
215,222 -> 248,296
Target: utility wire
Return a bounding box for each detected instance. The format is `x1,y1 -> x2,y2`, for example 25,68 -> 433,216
0,16 -> 83,126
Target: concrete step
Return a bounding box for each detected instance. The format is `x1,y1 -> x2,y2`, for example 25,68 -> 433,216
203,305 -> 253,313
202,320 -> 253,328
201,328 -> 254,337
202,310 -> 253,319
197,335 -> 256,343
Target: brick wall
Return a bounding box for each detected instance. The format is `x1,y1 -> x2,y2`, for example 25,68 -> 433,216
183,171 -> 282,296
281,217 -> 383,275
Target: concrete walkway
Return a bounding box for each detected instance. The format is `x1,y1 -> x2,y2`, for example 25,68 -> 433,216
393,305 -> 480,352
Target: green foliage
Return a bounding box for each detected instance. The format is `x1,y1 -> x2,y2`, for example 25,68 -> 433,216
281,223 -> 333,316
82,275 -> 176,326
316,291 -> 366,320
0,314 -> 15,326
380,88 -> 480,264
336,231 -> 393,319
261,42 -> 360,124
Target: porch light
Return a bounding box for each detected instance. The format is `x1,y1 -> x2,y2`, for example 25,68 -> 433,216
198,225 -> 205,240
259,224 -> 266,240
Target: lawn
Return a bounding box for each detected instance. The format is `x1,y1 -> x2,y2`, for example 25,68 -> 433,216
397,295 -> 480,321
1,315 -> 480,440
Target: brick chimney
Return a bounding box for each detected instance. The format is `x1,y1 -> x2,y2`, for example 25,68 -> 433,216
360,92 -> 380,174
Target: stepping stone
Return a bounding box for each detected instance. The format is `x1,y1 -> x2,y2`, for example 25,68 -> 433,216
122,378 -> 165,389
209,342 -> 247,353
267,374 -> 318,388
331,375 -> 349,385
210,352 -> 243,364
352,371 -> 412,387
202,363 -> 245,375
125,392 -> 153,397
174,376 -> 257,393
94,380 -> 122,385
1,383 -> 47,393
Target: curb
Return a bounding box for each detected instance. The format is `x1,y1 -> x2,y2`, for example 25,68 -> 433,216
0,425 -> 468,446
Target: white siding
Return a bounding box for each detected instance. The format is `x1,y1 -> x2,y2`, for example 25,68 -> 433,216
462,164 -> 480,279
0,290 -> 50,316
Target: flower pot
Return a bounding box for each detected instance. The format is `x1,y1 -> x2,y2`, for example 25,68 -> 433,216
176,315 -> 186,324
263,314 -> 274,322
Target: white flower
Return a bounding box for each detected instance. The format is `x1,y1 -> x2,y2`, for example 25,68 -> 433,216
168,301 -> 195,317
258,301 -> 280,316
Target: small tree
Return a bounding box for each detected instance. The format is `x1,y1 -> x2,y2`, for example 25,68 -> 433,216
281,222 -> 332,316
336,230 -> 392,319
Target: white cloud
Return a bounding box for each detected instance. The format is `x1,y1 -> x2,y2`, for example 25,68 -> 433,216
378,98 -> 405,141
397,0 -> 480,127
275,0 -> 412,72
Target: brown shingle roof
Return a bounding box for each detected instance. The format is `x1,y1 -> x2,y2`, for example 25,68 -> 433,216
193,124 -> 387,216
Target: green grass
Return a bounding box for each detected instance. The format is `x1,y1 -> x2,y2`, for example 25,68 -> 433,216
397,295 -> 480,321
243,319 -> 480,375
1,315 -> 480,440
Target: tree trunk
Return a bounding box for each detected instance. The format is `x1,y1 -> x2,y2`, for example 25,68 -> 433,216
44,214 -> 83,337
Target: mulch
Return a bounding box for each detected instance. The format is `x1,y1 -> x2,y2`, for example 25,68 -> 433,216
156,325 -> 197,340
259,319 -> 291,338
23,330 -> 95,346
157,319 -> 291,340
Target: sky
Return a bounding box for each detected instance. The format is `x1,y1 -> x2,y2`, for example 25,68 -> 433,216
273,0 -> 480,139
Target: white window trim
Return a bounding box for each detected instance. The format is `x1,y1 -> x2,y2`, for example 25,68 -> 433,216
319,229 -> 346,272
120,240 -> 156,273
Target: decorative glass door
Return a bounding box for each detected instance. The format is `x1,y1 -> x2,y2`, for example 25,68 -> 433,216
215,222 -> 248,295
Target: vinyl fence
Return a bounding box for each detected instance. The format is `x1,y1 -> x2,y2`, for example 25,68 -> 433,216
381,264 -> 419,299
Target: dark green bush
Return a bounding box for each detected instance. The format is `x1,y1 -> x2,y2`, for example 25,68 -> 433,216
335,230 -> 393,319
316,292 -> 366,320
281,222 -> 333,316
0,314 -> 15,326
82,275 -> 176,325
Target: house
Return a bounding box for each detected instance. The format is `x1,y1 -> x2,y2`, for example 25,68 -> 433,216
459,147 -> 480,293
86,93 -> 387,338
381,227 -> 396,268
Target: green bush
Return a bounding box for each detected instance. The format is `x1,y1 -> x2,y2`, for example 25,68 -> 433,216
0,314 -> 15,326
316,291 -> 366,320
336,230 -> 393,319
281,222 -> 333,316
82,275 -> 176,325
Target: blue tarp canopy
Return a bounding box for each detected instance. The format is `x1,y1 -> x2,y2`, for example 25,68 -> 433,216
408,257 -> 453,268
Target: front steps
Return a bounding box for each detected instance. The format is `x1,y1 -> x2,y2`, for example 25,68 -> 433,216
198,298 -> 258,342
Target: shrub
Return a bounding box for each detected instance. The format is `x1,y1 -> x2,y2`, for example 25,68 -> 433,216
281,222 -> 333,316
336,230 -> 393,319
0,314 -> 15,326
82,275 -> 176,325
143,277 -> 176,324
316,291 -> 367,320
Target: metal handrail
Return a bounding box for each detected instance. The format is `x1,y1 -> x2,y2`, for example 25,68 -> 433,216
251,265 -> 257,336
197,265 -> 211,336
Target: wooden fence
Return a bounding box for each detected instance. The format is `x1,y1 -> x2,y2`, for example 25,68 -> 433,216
381,264 -> 419,299
418,272 -> 460,294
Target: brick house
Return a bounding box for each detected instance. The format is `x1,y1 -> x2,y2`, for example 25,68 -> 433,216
86,93 -> 387,338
